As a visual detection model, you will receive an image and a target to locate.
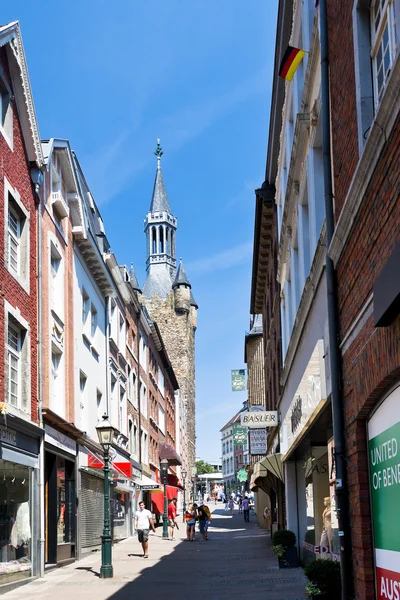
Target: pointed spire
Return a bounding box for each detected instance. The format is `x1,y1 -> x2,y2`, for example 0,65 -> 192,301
172,258 -> 191,289
190,290 -> 199,309
150,139 -> 171,213
129,262 -> 142,293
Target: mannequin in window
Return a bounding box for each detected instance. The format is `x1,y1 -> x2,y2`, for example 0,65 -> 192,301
320,496 -> 332,549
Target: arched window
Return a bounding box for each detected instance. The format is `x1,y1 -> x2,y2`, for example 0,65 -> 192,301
159,227 -> 164,254
165,228 -> 169,255
170,230 -> 174,258
152,227 -> 157,254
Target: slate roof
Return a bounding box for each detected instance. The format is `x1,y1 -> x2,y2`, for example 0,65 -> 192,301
129,262 -> 141,293
190,290 -> 199,309
150,164 -> 171,213
142,268 -> 173,299
172,258 -> 191,289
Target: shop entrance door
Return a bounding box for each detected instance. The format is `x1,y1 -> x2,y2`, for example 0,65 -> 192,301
45,453 -> 76,564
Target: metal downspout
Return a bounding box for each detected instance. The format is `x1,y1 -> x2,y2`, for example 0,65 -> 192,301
319,1 -> 353,598
37,173 -> 45,578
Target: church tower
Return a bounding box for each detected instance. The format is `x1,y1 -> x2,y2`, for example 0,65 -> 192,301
141,141 -> 197,489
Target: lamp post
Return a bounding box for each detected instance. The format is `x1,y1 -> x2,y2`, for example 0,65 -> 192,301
160,458 -> 169,539
181,470 -> 187,523
96,415 -> 115,579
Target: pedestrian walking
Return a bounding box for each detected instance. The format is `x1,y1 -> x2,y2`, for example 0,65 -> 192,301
238,496 -> 243,514
168,497 -> 178,540
242,496 -> 250,522
185,503 -> 198,541
134,501 -> 156,558
197,501 -> 211,540
228,498 -> 234,515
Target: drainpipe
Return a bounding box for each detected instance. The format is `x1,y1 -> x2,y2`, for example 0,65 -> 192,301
33,166 -> 45,578
319,2 -> 352,598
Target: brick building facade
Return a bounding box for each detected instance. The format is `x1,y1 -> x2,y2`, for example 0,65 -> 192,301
327,1 -> 400,597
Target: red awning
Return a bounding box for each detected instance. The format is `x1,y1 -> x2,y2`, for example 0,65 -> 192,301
87,449 -> 131,479
167,474 -> 184,490
151,486 -> 180,515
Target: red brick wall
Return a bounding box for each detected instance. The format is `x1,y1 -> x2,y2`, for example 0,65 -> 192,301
0,47 -> 38,422
328,4 -> 400,598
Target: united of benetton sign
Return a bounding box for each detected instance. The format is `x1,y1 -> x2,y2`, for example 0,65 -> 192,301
240,411 -> 278,428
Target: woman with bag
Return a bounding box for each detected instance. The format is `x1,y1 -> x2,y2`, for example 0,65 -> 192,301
185,503 -> 198,541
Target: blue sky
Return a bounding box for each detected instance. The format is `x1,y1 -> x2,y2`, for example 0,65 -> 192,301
5,0 -> 278,462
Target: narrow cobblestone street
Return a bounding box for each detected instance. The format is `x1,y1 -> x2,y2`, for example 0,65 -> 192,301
4,507 -> 306,599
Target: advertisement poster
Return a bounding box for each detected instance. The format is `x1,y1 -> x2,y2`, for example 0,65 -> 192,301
249,428 -> 267,455
368,386 -> 400,599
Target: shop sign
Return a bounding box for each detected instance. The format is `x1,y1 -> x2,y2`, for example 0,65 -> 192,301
237,469 -> 248,482
0,424 -> 17,446
280,340 -> 327,456
368,385 -> 400,599
249,428 -> 267,455
233,424 -> 248,444
241,411 -> 278,428
231,369 -> 246,392
45,424 -> 76,455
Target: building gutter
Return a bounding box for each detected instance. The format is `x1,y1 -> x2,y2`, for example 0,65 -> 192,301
319,2 -> 352,597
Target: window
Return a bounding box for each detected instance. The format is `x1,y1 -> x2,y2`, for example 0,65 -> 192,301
371,0 -> 399,107
7,321 -> 21,408
0,71 -> 13,145
158,406 -> 166,434
140,382 -> 147,418
8,208 -> 20,274
91,303 -> 97,338
51,344 -> 63,413
80,371 -> 87,430
119,386 -> 126,433
82,288 -> 89,324
139,334 -> 147,369
6,189 -> 29,288
97,389 -> 103,420
158,366 -> 165,396
50,242 -> 63,318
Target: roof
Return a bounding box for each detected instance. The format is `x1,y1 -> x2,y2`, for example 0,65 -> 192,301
142,267 -> 173,299
129,262 -> 141,293
0,21 -> 43,167
172,258 -> 191,289
190,290 -> 199,309
150,162 -> 171,213
220,410 -> 243,432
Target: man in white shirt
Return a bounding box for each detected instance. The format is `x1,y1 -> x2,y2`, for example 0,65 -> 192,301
134,501 -> 156,558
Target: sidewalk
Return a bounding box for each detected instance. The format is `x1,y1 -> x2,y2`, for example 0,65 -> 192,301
3,506 -> 306,599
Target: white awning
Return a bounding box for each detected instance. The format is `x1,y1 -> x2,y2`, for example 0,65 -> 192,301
133,473 -> 160,490
261,453 -> 284,482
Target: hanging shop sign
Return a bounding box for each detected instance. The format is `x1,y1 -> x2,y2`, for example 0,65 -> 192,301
280,340 -> 327,456
368,385 -> 400,600
233,424 -> 248,444
237,469 -> 248,482
249,428 -> 267,455
231,370 -> 246,392
241,411 -> 278,428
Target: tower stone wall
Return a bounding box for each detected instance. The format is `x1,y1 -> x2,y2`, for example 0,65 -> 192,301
142,291 -> 197,478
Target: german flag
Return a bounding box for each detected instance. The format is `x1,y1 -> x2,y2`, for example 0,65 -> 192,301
278,46 -> 306,81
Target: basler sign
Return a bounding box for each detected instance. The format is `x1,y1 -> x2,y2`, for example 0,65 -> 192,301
368,385 -> 400,600
240,411 -> 278,428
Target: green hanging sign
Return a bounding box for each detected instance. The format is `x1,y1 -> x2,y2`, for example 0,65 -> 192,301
233,424 -> 248,445
237,469 -> 248,482
231,369 -> 246,392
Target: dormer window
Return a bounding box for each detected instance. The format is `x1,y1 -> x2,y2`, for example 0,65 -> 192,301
50,153 -> 69,226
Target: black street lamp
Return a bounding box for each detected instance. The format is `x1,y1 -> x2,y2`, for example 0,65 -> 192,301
181,470 -> 187,523
96,415 -> 115,579
160,458 -> 169,539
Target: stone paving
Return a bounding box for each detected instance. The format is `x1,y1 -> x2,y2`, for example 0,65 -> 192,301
3,505 -> 306,599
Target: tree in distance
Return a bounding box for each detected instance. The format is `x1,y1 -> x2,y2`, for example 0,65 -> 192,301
196,460 -> 218,474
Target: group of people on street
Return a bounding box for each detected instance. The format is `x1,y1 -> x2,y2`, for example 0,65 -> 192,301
185,501 -> 212,541
224,493 -> 252,522
133,498 -> 212,557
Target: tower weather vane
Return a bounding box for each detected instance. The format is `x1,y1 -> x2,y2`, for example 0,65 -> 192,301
154,139 -> 163,160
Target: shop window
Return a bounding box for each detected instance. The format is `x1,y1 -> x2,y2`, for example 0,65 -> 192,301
0,460 -> 32,583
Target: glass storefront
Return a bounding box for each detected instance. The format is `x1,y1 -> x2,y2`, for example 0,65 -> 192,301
0,460 -> 32,584
301,446 -> 340,563
112,491 -> 128,541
